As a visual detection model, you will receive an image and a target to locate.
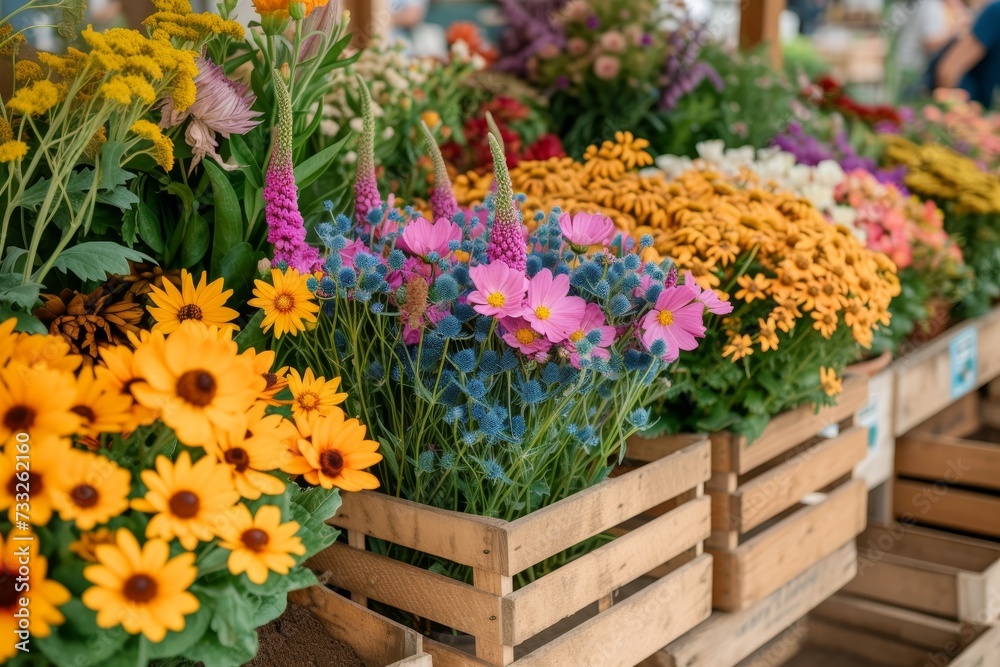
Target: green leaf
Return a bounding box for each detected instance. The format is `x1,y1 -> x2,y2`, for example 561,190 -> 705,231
183,630 -> 257,667
293,137 -> 348,191
234,310 -> 266,353
136,202 -> 164,254
36,601 -> 130,667
219,242 -> 257,303
39,243 -> 153,283
1,248 -> 27,274
17,169 -> 94,210
121,205 -> 140,246
98,141 -> 134,192
144,603 -> 212,659
0,306 -> 46,333
228,135 -> 263,189
180,214 -> 211,268
248,591 -> 289,628
0,275 -> 42,309
97,185 -> 140,212
204,160 -> 243,277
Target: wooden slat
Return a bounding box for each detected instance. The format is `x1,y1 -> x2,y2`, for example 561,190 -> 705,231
806,617 -> 930,667
977,305 -> 1000,384
505,439 -> 709,575
953,624 -> 1000,667
310,542 -> 504,643
710,479 -> 867,611
739,0 -> 786,69
474,569 -> 514,665
733,620 -> 809,667
505,497 -> 710,645
734,427 -> 868,533
896,433 -> 1000,492
424,638 -> 494,667
513,555 -> 712,667
909,392 -> 981,437
894,479 -> 1000,539
388,655 -> 434,667
813,595 -> 963,652
843,553 -> 960,619
857,522 -> 1000,572
288,586 -> 423,666
642,542 -> 858,667
625,433 -> 706,463
331,491 -> 509,572
718,375 -> 868,475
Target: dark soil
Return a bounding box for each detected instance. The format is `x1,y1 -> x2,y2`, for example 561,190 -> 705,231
247,602 -> 365,667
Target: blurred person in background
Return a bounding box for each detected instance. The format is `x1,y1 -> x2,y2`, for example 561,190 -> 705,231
787,0 -> 829,35
894,0 -> 969,99
935,0 -> 1000,106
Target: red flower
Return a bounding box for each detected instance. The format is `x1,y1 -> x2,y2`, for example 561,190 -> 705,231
522,134 -> 566,162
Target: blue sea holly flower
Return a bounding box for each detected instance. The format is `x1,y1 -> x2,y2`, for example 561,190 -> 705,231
337,267 -> 357,288
315,222 -> 336,246
452,265 -> 470,285
526,256 -> 542,276
624,349 -> 653,371
627,408 -> 651,428
440,451 -> 457,470
367,361 -> 384,381
436,315 -> 463,339
517,379 -> 545,405
480,410 -> 504,436
355,252 -> 380,272
623,254 -> 641,271
511,415 -> 527,440
645,283 -> 663,304
319,277 -> 336,295
418,450 -> 437,473
370,302 -> 384,314
471,403 -> 487,421
453,304 -> 475,323
360,273 -> 383,291
541,364 -> 562,386
649,338 -> 667,358
499,350 -> 518,372
639,234 -> 653,249
444,406 -> 466,425
355,289 -> 372,302
452,349 -> 478,374
334,213 -> 352,234
463,430 -> 482,446
622,273 -> 641,291
323,200 -> 335,212
328,235 -> 348,251
610,294 -> 631,317
595,280 -> 610,299
466,379 -> 487,400
306,276 -> 319,292
477,457 -> 512,484
433,275 -> 460,302
387,249 -> 405,270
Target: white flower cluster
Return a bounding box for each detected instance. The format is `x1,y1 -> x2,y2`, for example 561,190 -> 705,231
651,140 -> 859,229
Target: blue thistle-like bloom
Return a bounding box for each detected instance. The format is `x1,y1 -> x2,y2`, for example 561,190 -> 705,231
315,222 -> 336,246
370,302 -> 384,314
391,365 -> 401,381
645,283 -> 663,304
511,415 -> 527,440
367,361 -> 384,381
500,350 -> 518,372
595,279 -> 610,299
436,315 -> 463,339
566,423 -> 578,436
474,316 -> 493,342
465,379 -> 487,400
319,277 -> 336,294
448,240 -> 461,251
478,456 -> 510,483
444,406 -> 466,425
355,289 -> 372,302
454,304 -> 476,323
452,349 -> 477,374
526,255 -> 543,276
433,275 -> 460,302
463,430 -> 482,446
427,251 -> 440,263
323,253 -> 343,274
471,403 -> 487,421
360,272 -> 383,291
623,254 -> 641,271
323,200 -> 335,212
452,264 -> 470,285
575,339 -> 594,355
388,249 -> 405,270
480,350 -> 500,375
585,330 -> 603,345
627,408 -> 650,428
334,213 -> 352,234
440,451 -> 457,470
418,450 -> 436,473
337,267 -> 357,288
610,294 -> 631,317
624,349 -> 653,371
480,410 -> 504,436
306,276 -> 319,292
649,338 -> 667,357
639,234 -> 653,249
355,252 -> 380,272
441,383 -> 461,406
517,379 -> 545,405
622,273 -> 641,291
541,363 -> 562,385
533,210 -> 545,223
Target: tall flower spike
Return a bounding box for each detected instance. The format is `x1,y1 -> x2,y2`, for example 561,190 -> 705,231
264,73 -> 319,272
354,75 -> 382,227
486,133 -> 526,272
419,120 -> 459,223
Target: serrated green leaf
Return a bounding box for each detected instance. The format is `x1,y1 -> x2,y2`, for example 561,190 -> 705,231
0,276 -> 41,309
38,243 -> 153,283
18,169 -> 95,210
98,141 -> 133,192
0,306 -> 46,333
97,186 -> 140,212
1,248 -> 27,274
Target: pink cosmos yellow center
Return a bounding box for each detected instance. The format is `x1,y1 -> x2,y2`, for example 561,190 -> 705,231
534,305 -> 551,320
487,292 -> 506,308
515,328 -> 537,344
657,309 -> 674,326
569,330 -> 585,343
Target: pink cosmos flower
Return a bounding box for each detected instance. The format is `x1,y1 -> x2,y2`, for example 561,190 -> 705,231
403,304 -> 449,345
500,316 -> 553,358
641,286 -> 707,361
398,216 -> 463,258
567,303 -> 616,369
468,263 -> 528,318
559,211 -> 617,249
682,272 -> 733,315
160,57 -> 262,173
387,256 -> 433,290
524,269 -> 586,342
593,55 -> 621,80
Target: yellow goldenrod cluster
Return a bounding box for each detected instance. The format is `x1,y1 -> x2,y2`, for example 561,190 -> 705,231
144,0 -> 244,45
882,135 -> 1000,214
130,120 -> 175,171
655,169 -> 900,352
453,131 -> 674,231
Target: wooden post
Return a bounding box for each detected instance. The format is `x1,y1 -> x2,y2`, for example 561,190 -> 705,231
472,569 -> 514,666
344,0 -> 389,48
739,0 -> 786,70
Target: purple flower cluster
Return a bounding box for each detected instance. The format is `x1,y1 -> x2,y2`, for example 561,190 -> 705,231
493,0 -> 567,75
660,26 -> 722,111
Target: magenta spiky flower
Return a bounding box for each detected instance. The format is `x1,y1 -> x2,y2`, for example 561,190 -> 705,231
264,74 -> 319,272
354,76 -> 382,227
420,120 -> 459,223
485,133 -> 526,272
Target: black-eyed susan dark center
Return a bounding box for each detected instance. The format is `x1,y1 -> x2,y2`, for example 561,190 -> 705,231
176,304 -> 204,322
71,405 -> 97,423
319,450 -> 344,478
241,528 -> 270,552
123,574 -> 158,603
0,567 -> 19,609
224,448 -> 251,472
169,490 -> 200,518
176,370 -> 216,407
7,471 -> 41,497
2,405 -> 35,432
70,484 -> 100,508
262,372 -> 278,389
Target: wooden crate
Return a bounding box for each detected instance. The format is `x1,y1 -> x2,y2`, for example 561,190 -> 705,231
288,585 -> 432,667
892,306 -> 1000,436
894,390 -> 1000,540
309,435 -> 713,667
639,541 -> 859,667
656,375 -> 869,611
804,595 -> 1000,667
843,522 -> 1000,625
853,366 -> 896,491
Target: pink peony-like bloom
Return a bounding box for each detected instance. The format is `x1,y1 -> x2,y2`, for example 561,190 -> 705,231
567,37 -> 589,56
593,55 -> 621,80
398,216 -> 463,258
559,211 -> 616,250
682,272 -> 733,315
264,75 -> 319,273
641,286 -> 707,361
160,57 -> 262,173
500,316 -> 553,357
599,30 -> 627,53
468,263 -> 529,318
387,256 -> 433,290
567,303 -> 616,369
524,269 -> 586,342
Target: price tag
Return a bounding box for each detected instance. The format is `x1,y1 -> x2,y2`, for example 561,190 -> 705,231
950,327 -> 978,399
856,395 -> 880,451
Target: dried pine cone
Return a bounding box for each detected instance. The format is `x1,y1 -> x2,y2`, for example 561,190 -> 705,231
33,286 -> 144,361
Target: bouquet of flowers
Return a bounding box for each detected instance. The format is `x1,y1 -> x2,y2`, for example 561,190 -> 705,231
903,89 -> 1000,173
0,273 -> 381,665
639,167 -> 899,440
883,135 -> 1000,317
494,0 -> 720,155
251,88 -> 723,559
